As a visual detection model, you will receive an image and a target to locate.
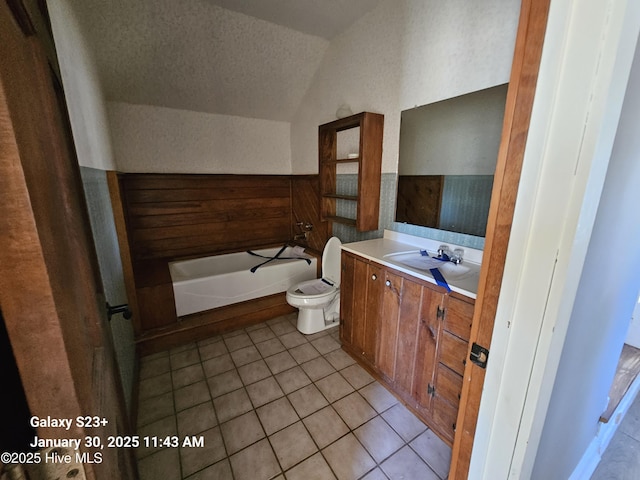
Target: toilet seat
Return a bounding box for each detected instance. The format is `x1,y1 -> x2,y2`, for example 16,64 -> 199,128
286,278 -> 337,300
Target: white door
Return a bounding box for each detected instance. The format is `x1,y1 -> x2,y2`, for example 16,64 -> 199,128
625,291 -> 640,348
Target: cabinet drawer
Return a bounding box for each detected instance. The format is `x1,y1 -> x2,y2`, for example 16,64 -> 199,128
431,395 -> 458,445
445,296 -> 474,341
435,364 -> 463,408
439,331 -> 468,376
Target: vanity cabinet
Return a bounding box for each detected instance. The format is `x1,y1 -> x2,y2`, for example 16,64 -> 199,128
339,250 -> 475,446
319,112 -> 383,232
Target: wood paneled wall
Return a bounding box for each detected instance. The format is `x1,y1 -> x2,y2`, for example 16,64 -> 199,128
121,174 -> 293,261
291,175 -> 329,255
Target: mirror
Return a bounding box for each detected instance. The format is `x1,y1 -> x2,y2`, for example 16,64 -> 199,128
395,84 -> 508,237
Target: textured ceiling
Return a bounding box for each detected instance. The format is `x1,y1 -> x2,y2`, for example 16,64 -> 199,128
203,0 -> 383,40
70,0 -> 382,121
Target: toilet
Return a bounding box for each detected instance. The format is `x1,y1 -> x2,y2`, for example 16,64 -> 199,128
286,237 -> 342,335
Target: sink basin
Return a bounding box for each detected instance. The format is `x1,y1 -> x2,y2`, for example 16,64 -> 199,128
437,261 -> 471,278
383,251 -> 473,279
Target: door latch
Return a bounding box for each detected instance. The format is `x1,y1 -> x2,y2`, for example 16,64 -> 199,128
469,342 -> 489,369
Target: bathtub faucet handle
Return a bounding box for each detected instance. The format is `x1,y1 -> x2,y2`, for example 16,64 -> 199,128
296,222 -> 314,231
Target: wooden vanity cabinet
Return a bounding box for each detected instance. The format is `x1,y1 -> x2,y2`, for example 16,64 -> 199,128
339,250 -> 475,446
340,251 -> 383,368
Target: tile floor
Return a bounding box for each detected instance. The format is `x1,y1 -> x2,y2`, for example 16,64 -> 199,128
135,313 -> 451,480
591,391 -> 640,479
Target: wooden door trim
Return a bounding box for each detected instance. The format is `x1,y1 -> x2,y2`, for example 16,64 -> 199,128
107,171 -> 143,336
449,0 -> 551,478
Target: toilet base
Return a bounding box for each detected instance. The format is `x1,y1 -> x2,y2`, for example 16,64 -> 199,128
296,307 -> 339,335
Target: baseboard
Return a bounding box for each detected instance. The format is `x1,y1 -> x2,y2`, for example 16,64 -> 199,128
135,293 -> 295,356
569,373 -> 640,480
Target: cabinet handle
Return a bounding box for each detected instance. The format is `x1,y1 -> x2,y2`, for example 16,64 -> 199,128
428,326 -> 437,340
371,274 -> 377,281
385,280 -> 391,287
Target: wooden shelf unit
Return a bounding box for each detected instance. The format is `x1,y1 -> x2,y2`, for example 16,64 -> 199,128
319,112 -> 383,232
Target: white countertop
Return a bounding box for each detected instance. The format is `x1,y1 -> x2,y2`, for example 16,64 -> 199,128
341,230 -> 482,299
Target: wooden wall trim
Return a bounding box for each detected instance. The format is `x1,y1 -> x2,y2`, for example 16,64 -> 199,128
107,171 -> 142,336
449,0 -> 551,478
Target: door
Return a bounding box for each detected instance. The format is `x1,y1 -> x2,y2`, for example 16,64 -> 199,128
0,2 -> 136,479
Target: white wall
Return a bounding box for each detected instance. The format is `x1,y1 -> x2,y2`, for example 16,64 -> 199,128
531,36 -> 640,479
108,102 -> 292,174
47,0 -> 135,412
291,0 -> 520,174
47,0 -> 114,170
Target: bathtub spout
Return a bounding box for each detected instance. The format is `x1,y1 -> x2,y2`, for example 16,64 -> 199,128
294,232 -> 308,241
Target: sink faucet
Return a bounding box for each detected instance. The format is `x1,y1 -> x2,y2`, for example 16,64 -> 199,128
438,245 -> 464,264
438,245 -> 452,260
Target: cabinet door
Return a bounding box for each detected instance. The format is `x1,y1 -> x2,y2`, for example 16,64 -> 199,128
351,255 -> 369,353
378,270 -> 402,382
340,253 -> 382,367
393,276 -> 423,398
363,262 -> 383,364
339,252 -> 356,346
414,285 -> 446,411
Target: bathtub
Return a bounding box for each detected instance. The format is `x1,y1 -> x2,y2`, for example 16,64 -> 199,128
169,246 -> 318,317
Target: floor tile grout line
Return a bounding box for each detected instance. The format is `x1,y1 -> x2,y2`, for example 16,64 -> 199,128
167,357 -> 184,480
137,315 -> 448,480
196,343 -> 236,480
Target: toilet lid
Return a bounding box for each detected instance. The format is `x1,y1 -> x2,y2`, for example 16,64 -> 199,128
322,237 -> 342,286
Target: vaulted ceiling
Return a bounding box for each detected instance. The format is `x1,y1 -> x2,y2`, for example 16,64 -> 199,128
70,0 -> 382,121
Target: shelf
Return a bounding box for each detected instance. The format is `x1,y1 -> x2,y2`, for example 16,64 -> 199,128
324,215 -> 357,226
323,158 -> 360,165
319,112 -> 383,232
323,194 -> 358,201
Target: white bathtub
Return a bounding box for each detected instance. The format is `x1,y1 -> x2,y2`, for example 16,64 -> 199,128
169,246 -> 317,317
